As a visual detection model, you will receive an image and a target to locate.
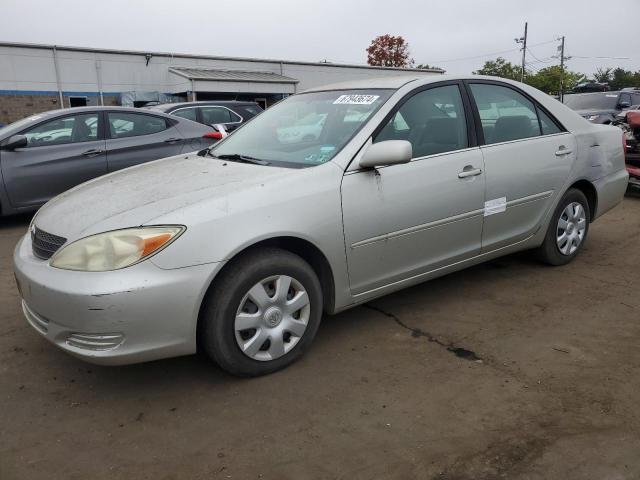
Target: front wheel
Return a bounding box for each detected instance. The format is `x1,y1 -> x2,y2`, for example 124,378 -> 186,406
200,248 -> 323,377
536,188 -> 590,266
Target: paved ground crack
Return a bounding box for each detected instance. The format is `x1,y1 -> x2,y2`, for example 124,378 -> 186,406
363,303 -> 482,362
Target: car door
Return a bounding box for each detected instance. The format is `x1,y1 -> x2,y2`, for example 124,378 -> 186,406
1,112 -> 106,208
105,111 -> 185,172
200,106 -> 243,131
341,83 -> 486,295
466,81 -> 576,252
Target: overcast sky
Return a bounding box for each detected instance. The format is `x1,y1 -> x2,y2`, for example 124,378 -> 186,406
1,0 -> 637,77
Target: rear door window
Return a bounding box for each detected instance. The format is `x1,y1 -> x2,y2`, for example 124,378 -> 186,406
22,113 -> 99,147
107,113 -> 170,139
201,106 -> 241,125
171,108 -> 198,122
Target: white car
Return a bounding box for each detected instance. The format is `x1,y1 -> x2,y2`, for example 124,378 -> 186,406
13,75 -> 628,376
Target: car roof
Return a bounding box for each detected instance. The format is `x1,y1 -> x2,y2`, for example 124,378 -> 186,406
300,74 -> 533,93
19,106 -> 176,118
148,100 -> 260,111
0,106 -> 191,140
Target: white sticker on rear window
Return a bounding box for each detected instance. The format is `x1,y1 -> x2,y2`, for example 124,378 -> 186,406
333,95 -> 380,105
606,95 -> 618,98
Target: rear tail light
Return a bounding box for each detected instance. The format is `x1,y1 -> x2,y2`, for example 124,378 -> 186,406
203,131 -> 224,140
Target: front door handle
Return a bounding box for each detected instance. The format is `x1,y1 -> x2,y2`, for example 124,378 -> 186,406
555,146 -> 573,156
458,166 -> 482,179
82,149 -> 104,157
164,137 -> 182,144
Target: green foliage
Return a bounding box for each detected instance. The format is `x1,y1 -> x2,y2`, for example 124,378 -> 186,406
473,57 -> 522,81
608,68 -> 640,90
526,66 -> 583,95
593,67 -> 613,83
416,63 -> 443,71
473,58 -> 583,95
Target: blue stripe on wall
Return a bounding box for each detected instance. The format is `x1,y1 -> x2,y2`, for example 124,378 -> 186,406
0,90 -> 122,96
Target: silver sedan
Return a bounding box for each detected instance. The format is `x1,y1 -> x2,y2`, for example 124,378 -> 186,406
13,75 -> 628,376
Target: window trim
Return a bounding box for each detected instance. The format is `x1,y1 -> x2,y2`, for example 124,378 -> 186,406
370,80 -> 479,160
197,105 -> 244,126
105,111 -> 172,140
18,111 -> 104,148
462,79 -> 567,146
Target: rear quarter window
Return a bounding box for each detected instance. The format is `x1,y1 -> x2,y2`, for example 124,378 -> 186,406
107,113 -> 170,139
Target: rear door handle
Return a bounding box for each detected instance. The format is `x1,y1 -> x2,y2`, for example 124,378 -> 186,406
164,137 -> 182,144
82,149 -> 104,157
458,167 -> 482,179
555,146 -> 573,156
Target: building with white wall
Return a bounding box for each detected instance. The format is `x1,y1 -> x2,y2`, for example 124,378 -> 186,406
0,42 -> 443,123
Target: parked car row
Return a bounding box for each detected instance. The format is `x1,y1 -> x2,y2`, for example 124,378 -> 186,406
563,87 -> 640,189
145,101 -> 262,131
0,101 -> 263,217
0,107 -> 220,216
563,88 -> 640,124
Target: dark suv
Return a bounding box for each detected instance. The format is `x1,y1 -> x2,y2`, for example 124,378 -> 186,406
564,88 -> 640,124
146,101 -> 263,131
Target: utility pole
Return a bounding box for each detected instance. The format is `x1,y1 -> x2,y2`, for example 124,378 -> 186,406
515,22 -> 528,83
559,36 -> 566,102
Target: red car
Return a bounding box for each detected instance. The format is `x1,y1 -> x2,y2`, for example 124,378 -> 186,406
624,111 -> 640,189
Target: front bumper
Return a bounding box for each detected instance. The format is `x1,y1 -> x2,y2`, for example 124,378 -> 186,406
13,233 -> 219,365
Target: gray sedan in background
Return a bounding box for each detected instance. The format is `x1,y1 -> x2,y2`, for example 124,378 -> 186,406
0,107 -> 217,216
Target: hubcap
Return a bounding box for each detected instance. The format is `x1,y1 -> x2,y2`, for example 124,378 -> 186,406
556,201 -> 586,256
234,275 -> 310,361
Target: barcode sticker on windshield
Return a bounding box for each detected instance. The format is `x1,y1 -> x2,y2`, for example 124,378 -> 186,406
333,95 -> 380,105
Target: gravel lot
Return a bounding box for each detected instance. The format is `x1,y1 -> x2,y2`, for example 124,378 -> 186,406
1,194 -> 639,480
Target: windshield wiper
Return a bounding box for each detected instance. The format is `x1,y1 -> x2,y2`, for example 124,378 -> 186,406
215,153 -> 271,166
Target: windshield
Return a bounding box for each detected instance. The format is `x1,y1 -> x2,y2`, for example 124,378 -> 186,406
211,89 -> 393,167
564,93 -> 619,111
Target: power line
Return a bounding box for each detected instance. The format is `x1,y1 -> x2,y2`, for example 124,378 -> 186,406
432,39 -> 557,64
570,55 -> 631,60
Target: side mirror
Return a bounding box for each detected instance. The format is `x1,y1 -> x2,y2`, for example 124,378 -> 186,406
1,134 -> 27,150
359,140 -> 412,169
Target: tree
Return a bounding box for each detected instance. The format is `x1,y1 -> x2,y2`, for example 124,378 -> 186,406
609,68 -> 640,90
593,67 -> 613,84
416,63 -> 443,72
526,65 -> 583,95
473,57 -> 522,81
366,35 -> 414,68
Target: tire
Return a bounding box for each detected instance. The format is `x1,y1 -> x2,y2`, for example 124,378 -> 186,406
200,247 -> 323,377
536,188 -> 590,266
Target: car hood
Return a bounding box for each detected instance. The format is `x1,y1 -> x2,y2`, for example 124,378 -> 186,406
33,152 -> 293,241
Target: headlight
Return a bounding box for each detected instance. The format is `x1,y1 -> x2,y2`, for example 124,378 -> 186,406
587,115 -> 599,121
50,226 -> 184,272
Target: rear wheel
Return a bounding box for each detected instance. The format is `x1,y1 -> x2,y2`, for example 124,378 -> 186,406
200,248 -> 323,376
536,188 -> 590,266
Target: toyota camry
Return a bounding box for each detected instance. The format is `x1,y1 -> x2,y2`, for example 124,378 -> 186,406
13,75 -> 628,376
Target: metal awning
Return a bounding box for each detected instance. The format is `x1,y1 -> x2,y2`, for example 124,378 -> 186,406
168,67 -> 298,94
